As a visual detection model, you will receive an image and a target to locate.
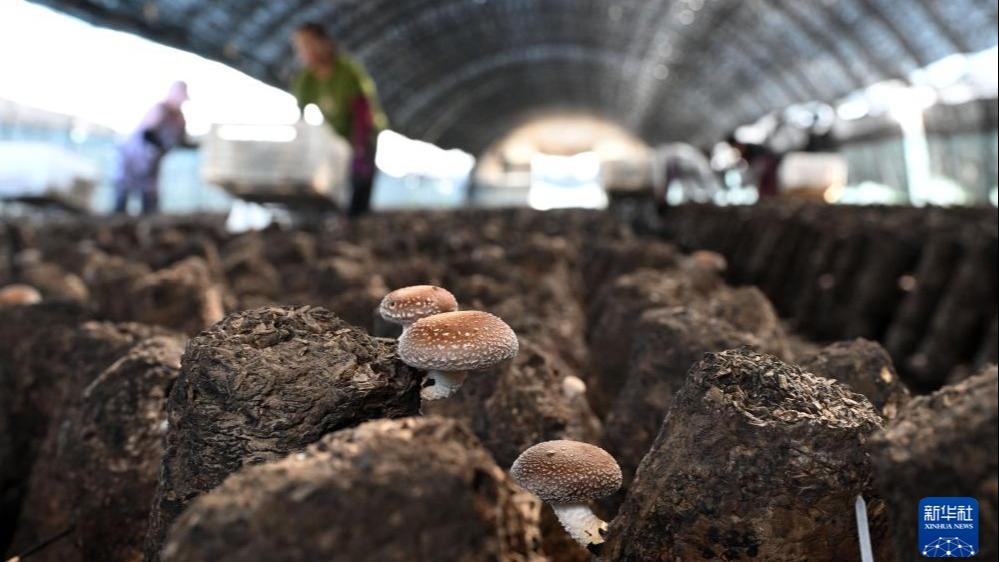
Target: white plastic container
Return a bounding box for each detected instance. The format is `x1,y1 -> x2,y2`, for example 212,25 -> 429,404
778,152 -> 848,192
201,121 -> 352,209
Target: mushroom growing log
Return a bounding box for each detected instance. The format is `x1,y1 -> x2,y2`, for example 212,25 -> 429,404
161,416 -> 544,562
3,335 -> 185,562
871,366 -> 998,561
1,311 -> 173,555
603,307 -> 761,493
144,306 -> 422,560
585,268 -> 710,414
71,336 -> 185,562
5,323 -> 178,562
127,256 -> 226,336
798,338 -> 910,419
603,348 -> 887,561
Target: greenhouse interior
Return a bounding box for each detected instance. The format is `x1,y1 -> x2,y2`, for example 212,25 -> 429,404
1,0 -> 997,561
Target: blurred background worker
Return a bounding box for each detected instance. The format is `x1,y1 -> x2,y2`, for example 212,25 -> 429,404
112,81 -> 193,214
291,22 -> 388,217
725,133 -> 783,200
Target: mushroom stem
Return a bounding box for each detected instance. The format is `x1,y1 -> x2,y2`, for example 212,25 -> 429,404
420,370 -> 467,400
552,503 -> 607,547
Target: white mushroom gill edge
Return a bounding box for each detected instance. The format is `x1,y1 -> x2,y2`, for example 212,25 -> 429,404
420,370 -> 468,400
552,503 -> 607,547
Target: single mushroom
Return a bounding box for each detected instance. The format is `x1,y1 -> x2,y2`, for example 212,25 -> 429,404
562,375 -> 588,399
397,310 -> 518,400
681,249 -> 727,274
0,283 -> 42,306
510,440 -> 622,551
378,285 -> 458,329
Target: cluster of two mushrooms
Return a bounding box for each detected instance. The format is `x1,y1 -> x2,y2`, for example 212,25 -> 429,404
379,285 -> 518,400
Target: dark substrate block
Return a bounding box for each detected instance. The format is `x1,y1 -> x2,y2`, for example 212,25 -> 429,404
8,336 -> 184,562
127,256 -> 226,336
604,348 -> 886,561
871,367 -> 998,561
603,307 -> 760,493
161,416 -> 544,562
798,338 -> 910,419
144,306 -> 422,560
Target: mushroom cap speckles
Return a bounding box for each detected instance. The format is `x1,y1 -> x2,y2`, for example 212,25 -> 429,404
510,440 -> 622,504
379,285 -> 458,325
397,310 -> 518,372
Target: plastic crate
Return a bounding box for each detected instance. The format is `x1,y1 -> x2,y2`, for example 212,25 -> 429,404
201,121 -> 352,209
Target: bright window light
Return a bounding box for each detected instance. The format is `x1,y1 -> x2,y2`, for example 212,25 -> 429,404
303,103 -> 325,126
375,130 -> 475,179
528,152 -> 608,210
0,0 -> 299,135
215,124 -> 298,143
836,98 -> 869,121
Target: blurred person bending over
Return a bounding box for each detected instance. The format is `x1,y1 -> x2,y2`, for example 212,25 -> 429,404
726,133 -> 782,199
292,22 -> 388,217
112,81 -> 194,214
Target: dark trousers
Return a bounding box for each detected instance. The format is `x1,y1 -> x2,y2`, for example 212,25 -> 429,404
113,182 -> 159,214
347,146 -> 376,217
347,173 -> 373,217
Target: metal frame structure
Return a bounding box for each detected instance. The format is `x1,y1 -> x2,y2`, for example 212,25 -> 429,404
32,0 -> 999,154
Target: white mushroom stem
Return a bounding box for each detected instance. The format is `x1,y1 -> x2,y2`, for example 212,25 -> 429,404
420,370 -> 467,400
855,495 -> 874,562
552,503 -> 607,547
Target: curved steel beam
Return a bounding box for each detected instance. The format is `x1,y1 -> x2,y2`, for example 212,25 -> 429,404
390,44 -> 647,128
855,0 -> 930,67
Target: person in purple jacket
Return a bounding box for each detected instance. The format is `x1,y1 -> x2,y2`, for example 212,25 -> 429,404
111,81 -> 194,214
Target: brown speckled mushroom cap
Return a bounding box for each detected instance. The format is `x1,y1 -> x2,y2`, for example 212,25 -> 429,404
379,285 -> 458,325
510,440 -> 622,504
397,310 -> 518,371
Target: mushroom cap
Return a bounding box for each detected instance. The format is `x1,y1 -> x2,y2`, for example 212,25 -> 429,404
397,310 -> 518,372
510,440 -> 622,504
688,250 -> 727,273
379,285 -> 458,325
0,284 -> 42,306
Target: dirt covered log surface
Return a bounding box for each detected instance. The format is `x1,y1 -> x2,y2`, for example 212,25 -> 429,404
161,416 -> 543,562
871,366 -> 998,561
798,338 -> 910,419
1,309 -> 174,554
603,348 -> 887,561
1,204 -> 996,562
602,307 -> 762,496
144,305 -> 422,559
654,201 -> 998,389
2,335 -> 186,562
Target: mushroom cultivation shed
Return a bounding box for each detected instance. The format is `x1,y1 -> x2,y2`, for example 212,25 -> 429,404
30,0 -> 999,154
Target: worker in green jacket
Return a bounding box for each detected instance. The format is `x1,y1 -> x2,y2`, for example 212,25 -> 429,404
292,22 -> 388,216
